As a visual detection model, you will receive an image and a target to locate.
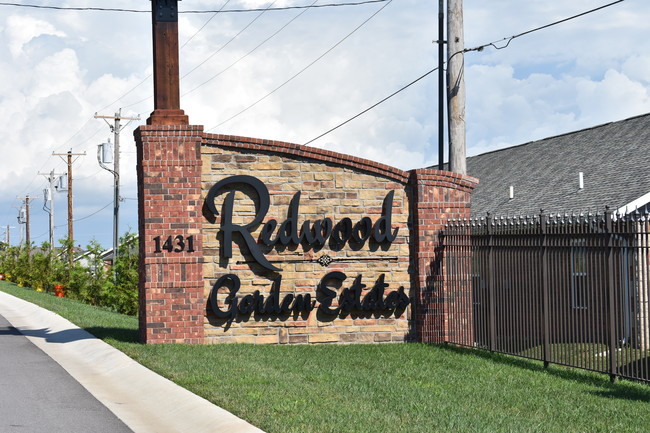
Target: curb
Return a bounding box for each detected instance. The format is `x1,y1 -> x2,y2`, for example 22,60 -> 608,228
0,291 -> 265,433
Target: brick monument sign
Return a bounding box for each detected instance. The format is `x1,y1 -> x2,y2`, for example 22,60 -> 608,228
135,0 -> 477,344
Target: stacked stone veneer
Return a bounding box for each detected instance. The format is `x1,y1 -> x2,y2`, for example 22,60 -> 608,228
136,124 -> 478,344
202,136 -> 411,344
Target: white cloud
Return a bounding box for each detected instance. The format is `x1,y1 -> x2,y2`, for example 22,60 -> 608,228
5,15 -> 66,58
622,55 -> 650,85
576,69 -> 650,125
30,48 -> 83,97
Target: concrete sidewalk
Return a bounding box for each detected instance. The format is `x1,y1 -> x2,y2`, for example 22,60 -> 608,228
0,291 -> 264,433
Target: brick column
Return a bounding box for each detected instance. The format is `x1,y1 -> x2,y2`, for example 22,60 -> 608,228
135,124 -> 204,344
409,169 -> 478,344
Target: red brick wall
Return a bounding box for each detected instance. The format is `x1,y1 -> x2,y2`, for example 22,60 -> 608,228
409,169 -> 478,344
135,124 -> 205,344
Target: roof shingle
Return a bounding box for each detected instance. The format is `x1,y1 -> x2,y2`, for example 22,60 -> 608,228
466,113 -> 650,217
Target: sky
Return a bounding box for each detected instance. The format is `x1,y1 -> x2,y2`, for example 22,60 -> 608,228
0,0 -> 648,250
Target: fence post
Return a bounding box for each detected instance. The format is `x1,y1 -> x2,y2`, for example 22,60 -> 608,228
540,210 -> 550,368
486,213 -> 496,352
605,207 -> 618,383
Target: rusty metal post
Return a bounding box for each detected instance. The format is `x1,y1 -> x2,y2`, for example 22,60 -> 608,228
148,0 -> 189,126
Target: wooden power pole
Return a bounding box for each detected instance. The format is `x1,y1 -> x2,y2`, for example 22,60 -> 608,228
39,169 -> 66,250
53,150 -> 85,265
447,0 -> 467,175
95,109 -> 139,280
15,196 -> 37,248
25,198 -> 31,247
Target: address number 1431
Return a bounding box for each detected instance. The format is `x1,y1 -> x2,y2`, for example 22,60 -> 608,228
153,235 -> 195,253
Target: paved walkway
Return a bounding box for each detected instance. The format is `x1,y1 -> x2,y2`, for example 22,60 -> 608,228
0,291 -> 264,433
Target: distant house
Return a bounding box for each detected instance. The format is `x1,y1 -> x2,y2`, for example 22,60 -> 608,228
74,249 -> 102,271
95,233 -> 139,267
465,113 -> 650,218
75,248 -> 120,274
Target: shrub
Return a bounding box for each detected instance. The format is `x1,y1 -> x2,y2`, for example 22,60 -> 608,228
0,234 -> 140,315
101,233 -> 139,315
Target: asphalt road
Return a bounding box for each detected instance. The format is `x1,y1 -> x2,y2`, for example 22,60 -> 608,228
0,314 -> 132,433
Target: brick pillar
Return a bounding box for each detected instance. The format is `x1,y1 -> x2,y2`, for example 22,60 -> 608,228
409,169 -> 478,344
135,124 -> 204,344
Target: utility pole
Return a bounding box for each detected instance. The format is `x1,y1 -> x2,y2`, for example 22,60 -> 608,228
25,199 -> 31,248
53,150 -> 85,265
15,196 -> 37,250
3,225 -> 14,246
447,0 -> 467,174
95,109 -> 140,278
39,169 -> 66,250
437,0 -> 445,170
13,207 -> 24,245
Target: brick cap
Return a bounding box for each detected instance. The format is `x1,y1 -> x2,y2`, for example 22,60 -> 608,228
410,168 -> 479,192
147,109 -> 189,126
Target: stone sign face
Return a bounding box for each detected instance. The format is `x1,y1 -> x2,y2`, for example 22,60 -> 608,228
201,139 -> 413,344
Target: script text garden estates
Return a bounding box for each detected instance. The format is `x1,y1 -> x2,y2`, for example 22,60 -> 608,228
210,272 -> 410,323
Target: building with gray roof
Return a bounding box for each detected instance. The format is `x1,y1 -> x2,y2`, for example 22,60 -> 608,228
465,113 -> 650,218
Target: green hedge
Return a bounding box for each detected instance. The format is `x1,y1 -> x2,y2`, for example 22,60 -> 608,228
0,233 -> 139,315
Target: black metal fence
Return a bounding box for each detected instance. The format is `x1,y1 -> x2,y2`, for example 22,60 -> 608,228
444,210 -> 650,383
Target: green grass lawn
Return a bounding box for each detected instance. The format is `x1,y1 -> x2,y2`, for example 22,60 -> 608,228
2,281 -> 650,433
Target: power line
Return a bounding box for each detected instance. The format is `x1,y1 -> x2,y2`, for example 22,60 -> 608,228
123,1 -> 278,109
71,201 -> 112,223
0,3 -> 147,12
30,230 -> 49,242
17,123 -> 104,200
304,0 -> 627,146
0,1 -> 388,13
304,67 -> 438,146
96,0 -> 231,113
466,0 -> 625,53
181,0 -> 232,49
116,1 -> 234,110
96,75 -> 152,114
208,0 -> 393,131
183,0 -> 319,97
97,0 -> 628,122
181,1 -> 278,80
186,0 -> 389,13
54,201 -> 112,227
